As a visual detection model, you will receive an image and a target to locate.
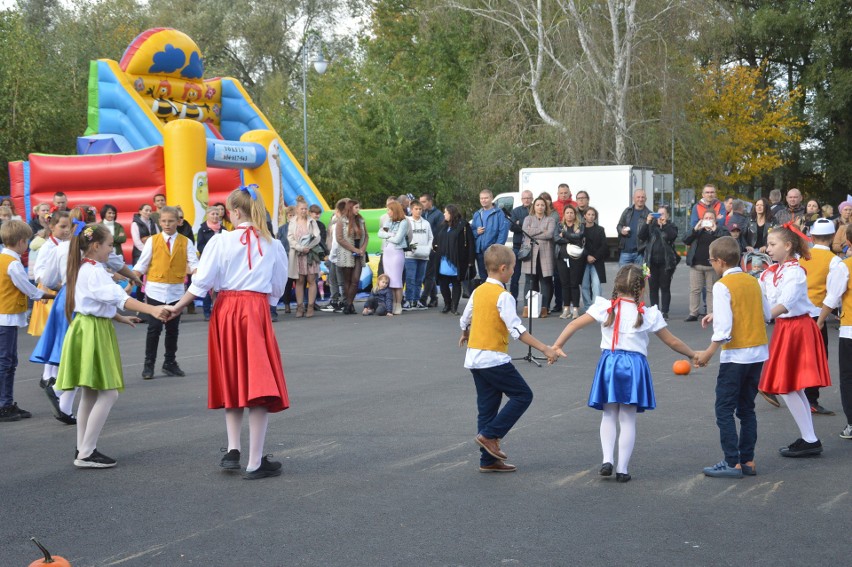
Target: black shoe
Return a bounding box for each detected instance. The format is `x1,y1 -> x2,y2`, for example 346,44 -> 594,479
684,315 -> 698,322
142,363 -> 154,380
0,405 -> 21,422
44,385 -> 62,419
600,462 -> 613,476
162,362 -> 185,377
220,448 -> 241,470
810,404 -> 835,416
319,302 -> 338,312
615,472 -> 631,483
243,455 -> 282,480
270,309 -> 279,322
441,305 -> 451,314
55,412 -> 76,425
38,377 -> 55,390
12,403 -> 31,419
779,438 -> 823,458
550,306 -> 563,313
428,298 -> 439,308
451,305 -> 460,316
74,449 -> 117,468
662,312 -> 669,320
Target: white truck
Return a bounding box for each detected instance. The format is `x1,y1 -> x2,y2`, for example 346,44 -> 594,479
494,165 -> 656,249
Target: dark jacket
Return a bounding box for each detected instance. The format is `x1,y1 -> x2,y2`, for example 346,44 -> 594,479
616,205 -> 650,252
177,220 -> 195,242
131,213 -> 158,264
581,223 -> 608,284
639,220 -> 679,272
554,223 -> 585,260
434,221 -> 475,280
684,224 -> 729,267
746,218 -> 775,250
197,222 -> 224,255
421,206 -> 444,235
509,204 -> 530,248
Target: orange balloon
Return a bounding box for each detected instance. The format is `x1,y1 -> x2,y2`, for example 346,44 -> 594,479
673,360 -> 691,375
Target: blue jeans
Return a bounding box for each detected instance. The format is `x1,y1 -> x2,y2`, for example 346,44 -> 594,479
715,361 -> 763,466
0,325 -> 19,407
404,258 -> 427,304
618,251 -> 642,266
475,253 -> 487,282
471,363 -> 533,465
581,264 -> 601,309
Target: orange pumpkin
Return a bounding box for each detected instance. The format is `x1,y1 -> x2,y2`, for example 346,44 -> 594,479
29,537 -> 71,567
673,360 -> 692,375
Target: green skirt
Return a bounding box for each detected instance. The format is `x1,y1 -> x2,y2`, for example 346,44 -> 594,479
55,314 -> 124,392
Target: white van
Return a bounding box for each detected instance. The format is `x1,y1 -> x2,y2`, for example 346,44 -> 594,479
494,165 -> 655,247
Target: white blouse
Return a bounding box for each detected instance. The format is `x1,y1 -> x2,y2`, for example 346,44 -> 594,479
759,259 -> 819,318
187,223 -> 288,305
586,296 -> 667,356
32,236 -> 61,284
42,240 -> 126,289
73,261 -> 130,318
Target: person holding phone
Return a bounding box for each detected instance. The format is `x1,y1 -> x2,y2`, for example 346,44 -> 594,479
683,210 -> 730,321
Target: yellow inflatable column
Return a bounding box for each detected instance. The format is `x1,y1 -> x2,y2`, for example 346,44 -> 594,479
163,120 -> 208,233
241,130 -> 282,228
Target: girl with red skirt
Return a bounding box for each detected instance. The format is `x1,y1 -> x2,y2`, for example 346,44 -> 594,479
167,186 -> 289,479
759,225 -> 831,457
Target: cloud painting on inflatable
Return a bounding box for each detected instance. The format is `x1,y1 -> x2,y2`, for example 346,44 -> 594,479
149,44 -> 186,74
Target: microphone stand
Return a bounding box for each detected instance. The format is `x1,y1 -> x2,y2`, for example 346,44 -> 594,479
511,217 -> 547,367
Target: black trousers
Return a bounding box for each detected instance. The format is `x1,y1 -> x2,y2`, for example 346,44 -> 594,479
648,262 -> 675,314
145,297 -> 181,365
420,250 -> 439,303
555,256 -> 583,309
437,274 -> 462,309
839,337 -> 852,424
805,317 -> 830,405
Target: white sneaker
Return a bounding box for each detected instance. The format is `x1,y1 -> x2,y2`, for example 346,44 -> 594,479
840,424 -> 852,439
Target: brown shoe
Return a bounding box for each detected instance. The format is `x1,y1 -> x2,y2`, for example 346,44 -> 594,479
480,461 -> 517,473
295,305 -> 304,318
306,305 -> 315,318
539,307 -> 548,319
475,434 -> 507,460
522,306 -> 529,318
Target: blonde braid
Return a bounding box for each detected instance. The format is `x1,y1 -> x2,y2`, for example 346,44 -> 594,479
631,267 -> 644,328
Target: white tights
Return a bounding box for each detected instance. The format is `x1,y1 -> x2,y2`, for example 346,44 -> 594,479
225,407 -> 270,471
76,388 -> 119,459
600,403 -> 637,474
779,389 -> 818,443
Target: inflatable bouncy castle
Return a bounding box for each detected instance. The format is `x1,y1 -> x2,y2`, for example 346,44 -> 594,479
8,28 -> 328,261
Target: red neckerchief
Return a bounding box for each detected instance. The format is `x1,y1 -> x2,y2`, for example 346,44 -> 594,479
764,258 -> 800,286
82,258 -> 97,266
238,224 -> 263,270
607,297 -> 645,351
49,236 -> 58,245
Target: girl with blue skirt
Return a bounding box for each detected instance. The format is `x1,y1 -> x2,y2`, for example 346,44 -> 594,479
552,264 -> 697,482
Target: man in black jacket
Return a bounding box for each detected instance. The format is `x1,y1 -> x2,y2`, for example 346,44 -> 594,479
509,190 -> 533,299
419,193 -> 444,308
616,189 -> 650,266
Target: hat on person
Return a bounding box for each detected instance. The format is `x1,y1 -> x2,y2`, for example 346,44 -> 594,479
839,201 -> 852,213
810,218 -> 836,236
729,223 -> 741,231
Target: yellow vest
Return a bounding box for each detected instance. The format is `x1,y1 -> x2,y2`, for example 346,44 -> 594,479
800,247 -> 835,308
148,233 -> 188,284
0,254 -> 27,314
718,272 -> 768,350
468,282 -> 510,353
841,257 -> 852,328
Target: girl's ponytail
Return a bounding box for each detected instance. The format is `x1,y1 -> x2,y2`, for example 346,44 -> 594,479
65,233 -> 84,322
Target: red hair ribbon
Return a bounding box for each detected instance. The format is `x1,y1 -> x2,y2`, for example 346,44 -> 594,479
781,220 -> 811,244
238,225 -> 263,270
606,297 -> 644,351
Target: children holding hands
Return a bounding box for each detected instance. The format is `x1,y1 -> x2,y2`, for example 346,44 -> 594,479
459,245 -> 562,473
551,264 -> 697,482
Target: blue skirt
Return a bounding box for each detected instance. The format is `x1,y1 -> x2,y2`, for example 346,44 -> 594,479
29,286 -> 70,366
588,349 -> 656,412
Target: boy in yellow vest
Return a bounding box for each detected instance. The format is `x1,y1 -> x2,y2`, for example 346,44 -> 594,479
799,217 -> 841,415
459,244 -> 561,472
695,237 -> 770,478
133,207 -> 198,379
817,223 -> 852,440
0,221 -> 55,422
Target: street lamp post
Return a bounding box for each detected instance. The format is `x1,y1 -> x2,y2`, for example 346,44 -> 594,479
302,35 -> 328,175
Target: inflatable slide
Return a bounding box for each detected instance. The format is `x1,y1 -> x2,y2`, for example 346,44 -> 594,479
8,28 -> 328,260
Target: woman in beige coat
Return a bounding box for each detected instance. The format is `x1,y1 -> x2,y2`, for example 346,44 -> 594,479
287,200 -> 321,317
521,197 -> 556,318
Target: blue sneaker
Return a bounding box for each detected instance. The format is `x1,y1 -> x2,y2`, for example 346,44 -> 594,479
703,460 -> 743,478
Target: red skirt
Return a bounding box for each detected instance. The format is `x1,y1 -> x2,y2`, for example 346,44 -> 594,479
759,315 -> 831,395
208,291 -> 289,412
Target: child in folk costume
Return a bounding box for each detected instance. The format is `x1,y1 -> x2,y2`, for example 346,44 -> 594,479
552,264 -> 697,482
759,225 -> 832,457
166,186 -> 289,480
29,211 -> 71,394
817,223 -> 852,440
32,213 -> 143,425
55,224 -> 169,468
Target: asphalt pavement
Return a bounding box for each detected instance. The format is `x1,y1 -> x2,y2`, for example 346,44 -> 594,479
3,265 -> 850,566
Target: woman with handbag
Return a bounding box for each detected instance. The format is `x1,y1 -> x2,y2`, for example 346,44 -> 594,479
554,204 -> 585,320
434,204 -> 475,315
377,201 -> 410,315
336,199 -> 369,314
521,197 -> 556,318
580,207 -> 608,310
639,205 -> 679,320
287,199 -> 321,318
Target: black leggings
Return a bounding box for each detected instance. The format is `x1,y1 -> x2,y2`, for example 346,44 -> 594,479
648,262 -> 674,313
556,256 -> 583,309
437,274 -> 462,309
